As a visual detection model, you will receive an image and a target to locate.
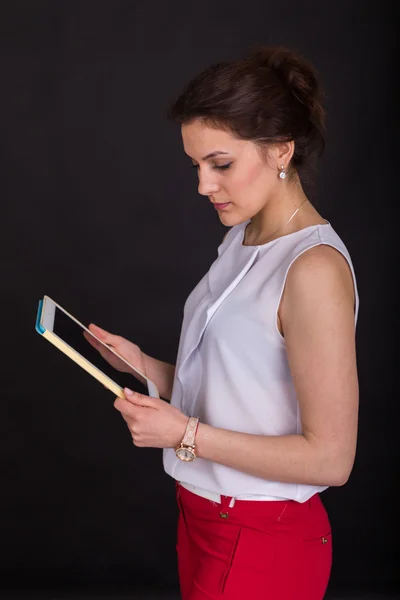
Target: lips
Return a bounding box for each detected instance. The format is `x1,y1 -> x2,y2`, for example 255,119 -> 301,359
213,202 -> 231,211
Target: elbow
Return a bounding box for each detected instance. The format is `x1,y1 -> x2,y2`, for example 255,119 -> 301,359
328,469 -> 351,487
314,446 -> 355,487
308,433 -> 357,487
322,459 -> 355,487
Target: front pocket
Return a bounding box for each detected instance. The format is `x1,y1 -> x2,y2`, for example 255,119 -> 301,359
221,527 -> 242,593
175,490 -> 190,551
221,527 -> 276,596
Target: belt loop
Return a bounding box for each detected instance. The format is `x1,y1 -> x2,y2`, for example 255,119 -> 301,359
229,497 -> 236,508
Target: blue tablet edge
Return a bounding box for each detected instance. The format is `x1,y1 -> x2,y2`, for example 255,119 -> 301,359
35,299 -> 46,334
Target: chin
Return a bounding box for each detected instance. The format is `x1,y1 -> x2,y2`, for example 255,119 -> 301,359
217,211 -> 247,227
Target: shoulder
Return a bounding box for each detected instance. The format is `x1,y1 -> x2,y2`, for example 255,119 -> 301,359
287,243 -> 355,299
280,243 -> 356,334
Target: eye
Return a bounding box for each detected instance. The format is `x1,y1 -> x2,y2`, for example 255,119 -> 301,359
190,162 -> 233,171
214,162 -> 232,171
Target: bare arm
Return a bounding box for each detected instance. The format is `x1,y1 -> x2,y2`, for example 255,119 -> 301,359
195,245 -> 359,487
141,354 -> 175,402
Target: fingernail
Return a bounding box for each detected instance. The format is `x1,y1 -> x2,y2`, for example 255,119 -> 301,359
124,388 -> 133,396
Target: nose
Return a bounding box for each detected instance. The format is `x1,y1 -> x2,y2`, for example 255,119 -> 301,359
197,170 -> 220,197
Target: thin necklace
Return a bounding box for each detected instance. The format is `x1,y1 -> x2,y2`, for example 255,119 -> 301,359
245,198 -> 309,246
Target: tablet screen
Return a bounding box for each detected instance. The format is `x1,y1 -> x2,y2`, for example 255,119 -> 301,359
52,305 -> 145,393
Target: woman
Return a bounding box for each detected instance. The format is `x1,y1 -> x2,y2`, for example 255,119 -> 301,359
87,46 -> 359,600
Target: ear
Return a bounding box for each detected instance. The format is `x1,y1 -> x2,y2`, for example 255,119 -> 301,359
271,141 -> 295,170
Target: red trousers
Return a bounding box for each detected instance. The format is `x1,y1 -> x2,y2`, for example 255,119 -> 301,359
176,482 -> 332,600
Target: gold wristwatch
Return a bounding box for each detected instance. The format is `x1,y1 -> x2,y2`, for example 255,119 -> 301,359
175,416 -> 199,462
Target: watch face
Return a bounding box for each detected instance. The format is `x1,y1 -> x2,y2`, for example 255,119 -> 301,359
176,447 -> 196,462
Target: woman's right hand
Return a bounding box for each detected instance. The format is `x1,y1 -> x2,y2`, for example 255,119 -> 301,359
84,323 -> 146,379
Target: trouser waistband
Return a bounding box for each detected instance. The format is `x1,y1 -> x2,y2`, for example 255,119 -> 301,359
178,481 -> 285,508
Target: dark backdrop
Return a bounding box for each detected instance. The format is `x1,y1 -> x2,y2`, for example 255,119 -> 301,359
1,1 -> 397,597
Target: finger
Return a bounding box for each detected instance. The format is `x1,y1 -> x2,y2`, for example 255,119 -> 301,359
89,323 -> 120,345
124,388 -> 160,408
84,330 -> 115,361
114,396 -> 140,417
84,330 -> 111,355
83,330 -> 102,350
88,323 -> 108,335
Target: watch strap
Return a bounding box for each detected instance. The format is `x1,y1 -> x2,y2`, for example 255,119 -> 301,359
181,417 -> 199,447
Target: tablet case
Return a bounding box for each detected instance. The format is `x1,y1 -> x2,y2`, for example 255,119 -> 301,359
36,298 -> 129,398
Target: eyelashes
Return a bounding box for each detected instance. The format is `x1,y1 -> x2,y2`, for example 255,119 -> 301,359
191,162 -> 233,171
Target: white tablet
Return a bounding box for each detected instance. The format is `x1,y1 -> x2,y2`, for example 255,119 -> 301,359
35,295 -> 159,399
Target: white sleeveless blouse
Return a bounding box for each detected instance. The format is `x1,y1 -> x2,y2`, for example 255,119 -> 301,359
163,221 -> 359,502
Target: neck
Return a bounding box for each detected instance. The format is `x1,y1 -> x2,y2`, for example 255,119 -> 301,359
247,179 -> 309,245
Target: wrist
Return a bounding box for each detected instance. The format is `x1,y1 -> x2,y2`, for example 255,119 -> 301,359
139,349 -> 148,375
130,349 -> 147,385
191,422 -> 212,460
175,416 -> 199,462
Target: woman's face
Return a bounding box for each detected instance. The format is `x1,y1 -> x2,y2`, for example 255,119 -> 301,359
181,119 -> 281,227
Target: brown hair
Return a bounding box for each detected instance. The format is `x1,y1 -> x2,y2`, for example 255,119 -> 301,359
168,45 -> 326,183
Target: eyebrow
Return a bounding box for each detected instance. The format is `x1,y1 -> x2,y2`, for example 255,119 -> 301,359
186,150 -> 230,162
202,151 -> 230,161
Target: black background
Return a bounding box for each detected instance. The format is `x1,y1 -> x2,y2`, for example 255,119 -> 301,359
1,1 -> 397,597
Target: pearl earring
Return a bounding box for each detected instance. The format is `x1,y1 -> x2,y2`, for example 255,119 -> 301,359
279,165 -> 287,180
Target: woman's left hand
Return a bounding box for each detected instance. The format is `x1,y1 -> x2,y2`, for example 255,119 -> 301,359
114,388 -> 188,449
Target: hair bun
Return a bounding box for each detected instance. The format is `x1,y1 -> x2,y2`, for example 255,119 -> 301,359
246,45 -> 325,128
